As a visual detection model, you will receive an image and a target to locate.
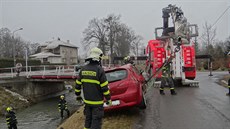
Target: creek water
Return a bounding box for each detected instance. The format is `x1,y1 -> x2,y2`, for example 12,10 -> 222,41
0,91 -> 80,129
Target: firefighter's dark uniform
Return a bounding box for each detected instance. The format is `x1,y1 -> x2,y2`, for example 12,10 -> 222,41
75,61 -> 111,129
58,97 -> 70,118
227,78 -> 230,96
160,65 -> 177,95
6,110 -> 17,129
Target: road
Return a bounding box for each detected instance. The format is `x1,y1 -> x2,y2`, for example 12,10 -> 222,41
134,72 -> 230,129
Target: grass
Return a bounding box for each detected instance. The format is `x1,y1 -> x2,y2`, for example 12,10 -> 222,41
0,87 -> 30,116
57,106 -> 139,129
222,74 -> 230,87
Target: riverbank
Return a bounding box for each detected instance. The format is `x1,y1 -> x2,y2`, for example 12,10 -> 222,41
0,80 -> 75,116
57,106 -> 139,129
218,74 -> 230,87
0,90 -> 81,129
0,87 -> 30,116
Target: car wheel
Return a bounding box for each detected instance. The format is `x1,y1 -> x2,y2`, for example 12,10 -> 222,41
139,91 -> 147,109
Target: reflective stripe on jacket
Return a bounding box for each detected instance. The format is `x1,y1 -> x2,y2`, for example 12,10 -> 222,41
75,62 -> 111,106
58,99 -> 67,110
5,111 -> 17,125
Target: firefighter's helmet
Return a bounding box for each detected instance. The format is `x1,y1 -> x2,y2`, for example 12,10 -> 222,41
6,107 -> 12,112
60,95 -> 65,99
87,47 -> 103,61
124,56 -> 130,61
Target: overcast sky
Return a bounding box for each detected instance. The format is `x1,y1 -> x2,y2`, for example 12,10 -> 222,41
1,0 -> 230,54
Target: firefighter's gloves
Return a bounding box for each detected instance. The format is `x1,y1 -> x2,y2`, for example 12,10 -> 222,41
106,100 -> 112,107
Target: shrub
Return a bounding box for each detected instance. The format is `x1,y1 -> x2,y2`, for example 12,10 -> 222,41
0,58 -> 41,68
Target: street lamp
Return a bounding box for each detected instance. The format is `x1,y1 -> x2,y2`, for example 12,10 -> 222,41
12,28 -> 23,67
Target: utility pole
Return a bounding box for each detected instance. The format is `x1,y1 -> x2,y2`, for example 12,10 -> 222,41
25,49 -> 28,75
12,28 -> 23,67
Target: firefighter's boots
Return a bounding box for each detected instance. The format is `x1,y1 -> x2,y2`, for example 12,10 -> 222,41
160,90 -> 165,95
170,89 -> 177,95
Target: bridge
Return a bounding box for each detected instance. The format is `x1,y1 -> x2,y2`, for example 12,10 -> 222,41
0,65 -> 79,100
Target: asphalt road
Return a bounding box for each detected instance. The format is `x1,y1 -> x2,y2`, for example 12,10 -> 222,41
134,72 -> 230,129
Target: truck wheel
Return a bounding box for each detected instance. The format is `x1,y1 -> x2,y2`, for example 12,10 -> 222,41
139,91 -> 147,109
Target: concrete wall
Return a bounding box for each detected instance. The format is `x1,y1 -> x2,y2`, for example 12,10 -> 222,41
0,77 -> 65,100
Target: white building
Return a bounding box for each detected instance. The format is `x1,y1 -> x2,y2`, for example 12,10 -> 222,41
30,38 -> 78,65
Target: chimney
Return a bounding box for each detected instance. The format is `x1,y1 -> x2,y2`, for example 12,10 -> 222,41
58,37 -> 60,41
67,40 -> 70,43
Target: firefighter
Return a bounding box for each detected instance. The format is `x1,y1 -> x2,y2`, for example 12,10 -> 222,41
160,64 -> 177,95
5,107 -> 17,129
15,63 -> 22,77
58,95 -> 70,119
226,78 -> 230,96
124,56 -> 134,65
75,47 -> 111,129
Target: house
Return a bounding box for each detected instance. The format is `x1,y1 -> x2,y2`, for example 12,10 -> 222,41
30,38 -> 78,65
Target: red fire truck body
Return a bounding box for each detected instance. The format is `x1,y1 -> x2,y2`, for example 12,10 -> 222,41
146,4 -> 199,86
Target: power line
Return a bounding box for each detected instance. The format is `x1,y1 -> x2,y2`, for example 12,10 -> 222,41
211,6 -> 230,28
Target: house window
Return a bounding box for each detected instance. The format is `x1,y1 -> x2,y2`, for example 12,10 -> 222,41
43,58 -> 48,63
62,58 -> 66,63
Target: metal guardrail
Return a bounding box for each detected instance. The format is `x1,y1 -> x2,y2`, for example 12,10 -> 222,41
0,65 -> 79,79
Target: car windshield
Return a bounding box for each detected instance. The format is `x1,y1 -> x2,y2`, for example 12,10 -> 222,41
106,70 -> 127,82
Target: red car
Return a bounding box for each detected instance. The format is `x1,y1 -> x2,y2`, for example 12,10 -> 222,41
104,64 -> 147,110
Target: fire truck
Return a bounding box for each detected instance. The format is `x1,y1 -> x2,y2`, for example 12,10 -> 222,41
146,4 -> 199,86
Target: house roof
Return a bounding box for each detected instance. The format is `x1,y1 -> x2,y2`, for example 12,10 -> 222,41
30,51 -> 61,58
41,39 -> 78,49
40,41 -> 50,47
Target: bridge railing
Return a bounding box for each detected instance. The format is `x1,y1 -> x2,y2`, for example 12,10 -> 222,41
0,65 -> 79,79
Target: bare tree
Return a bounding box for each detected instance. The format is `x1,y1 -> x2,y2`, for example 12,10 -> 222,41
131,35 -> 143,56
224,36 -> 230,54
0,27 -> 37,59
0,28 -> 14,58
82,14 -> 143,60
104,14 -> 121,58
200,22 -> 216,54
82,18 -> 108,54
114,24 -> 132,56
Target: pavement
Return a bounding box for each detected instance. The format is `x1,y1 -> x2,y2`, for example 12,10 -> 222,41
134,71 -> 230,129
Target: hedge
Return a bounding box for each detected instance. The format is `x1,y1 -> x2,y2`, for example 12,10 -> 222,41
0,58 -> 41,68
